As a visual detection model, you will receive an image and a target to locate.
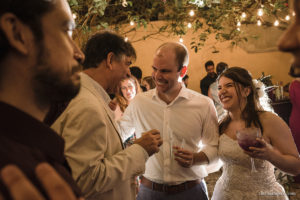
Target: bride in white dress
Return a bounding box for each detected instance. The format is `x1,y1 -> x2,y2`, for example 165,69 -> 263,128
211,67 -> 300,200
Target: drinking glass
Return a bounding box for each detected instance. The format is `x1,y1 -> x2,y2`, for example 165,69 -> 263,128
236,127 -> 262,173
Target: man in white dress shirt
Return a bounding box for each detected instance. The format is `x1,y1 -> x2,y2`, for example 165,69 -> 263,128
118,42 -> 219,200
52,31 -> 162,200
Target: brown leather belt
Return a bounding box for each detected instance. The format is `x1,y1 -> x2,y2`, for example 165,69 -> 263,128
140,176 -> 202,194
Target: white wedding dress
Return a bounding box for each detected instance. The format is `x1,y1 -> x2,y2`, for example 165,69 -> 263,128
212,134 -> 288,200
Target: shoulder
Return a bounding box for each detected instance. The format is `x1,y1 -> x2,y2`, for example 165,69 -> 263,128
259,111 -> 290,135
186,89 -> 212,101
185,89 -> 215,109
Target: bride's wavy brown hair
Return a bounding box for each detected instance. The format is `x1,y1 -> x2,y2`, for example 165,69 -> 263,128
218,67 -> 265,135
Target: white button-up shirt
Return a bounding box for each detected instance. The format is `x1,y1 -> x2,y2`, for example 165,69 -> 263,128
118,86 -> 219,184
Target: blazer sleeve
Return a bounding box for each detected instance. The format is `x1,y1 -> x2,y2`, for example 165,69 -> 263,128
52,98 -> 147,196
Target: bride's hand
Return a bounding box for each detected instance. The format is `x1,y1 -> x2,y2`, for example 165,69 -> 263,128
245,138 -> 278,160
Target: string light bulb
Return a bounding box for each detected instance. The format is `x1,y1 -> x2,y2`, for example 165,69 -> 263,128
189,10 -> 195,17
257,8 -> 263,17
130,21 -> 134,26
257,20 -> 262,26
187,23 -> 192,28
293,12 -> 296,16
274,20 -> 279,26
237,27 -> 240,31
199,0 -> 205,7
122,0 -> 128,7
285,15 -> 290,21
72,14 -> 77,19
237,21 -> 241,27
241,12 -> 246,19
124,37 -> 128,42
179,37 -> 183,43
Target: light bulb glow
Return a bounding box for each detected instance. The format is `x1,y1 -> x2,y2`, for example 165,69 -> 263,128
257,8 -> 263,17
124,37 -> 128,42
189,10 -> 195,17
199,0 -> 204,7
237,27 -> 240,31
285,15 -> 290,21
187,23 -> 192,28
257,20 -> 262,26
72,14 -> 77,19
241,12 -> 246,18
274,20 -> 279,26
122,0 -> 128,7
293,12 -> 296,16
130,21 -> 134,26
237,21 -> 241,27
179,38 -> 184,43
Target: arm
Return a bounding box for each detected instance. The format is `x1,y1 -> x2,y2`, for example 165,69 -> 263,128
248,112 -> 300,175
200,80 -> 205,94
198,98 -> 219,164
173,98 -> 219,167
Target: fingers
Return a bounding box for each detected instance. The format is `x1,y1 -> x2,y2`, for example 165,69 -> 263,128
1,165 -> 45,200
147,129 -> 160,135
35,163 -> 77,200
174,157 -> 193,168
173,147 -> 194,168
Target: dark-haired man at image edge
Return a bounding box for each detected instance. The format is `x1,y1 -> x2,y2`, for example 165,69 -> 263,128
51,31 -> 162,200
200,60 -> 217,96
0,0 -> 84,199
118,42 -> 219,200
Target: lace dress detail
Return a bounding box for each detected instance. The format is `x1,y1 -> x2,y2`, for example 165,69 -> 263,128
212,134 -> 288,200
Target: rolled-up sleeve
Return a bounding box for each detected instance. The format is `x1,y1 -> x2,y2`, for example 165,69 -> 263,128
200,99 -> 219,164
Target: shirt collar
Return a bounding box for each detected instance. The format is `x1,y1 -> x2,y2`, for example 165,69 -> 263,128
80,72 -> 111,104
0,101 -> 65,162
151,84 -> 190,103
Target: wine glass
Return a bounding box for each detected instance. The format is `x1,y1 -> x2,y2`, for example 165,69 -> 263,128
236,127 -> 262,173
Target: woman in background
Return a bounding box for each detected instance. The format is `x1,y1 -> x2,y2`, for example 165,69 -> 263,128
112,76 -> 142,120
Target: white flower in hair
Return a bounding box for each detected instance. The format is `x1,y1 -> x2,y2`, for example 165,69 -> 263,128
252,79 -> 273,112
252,79 -> 265,98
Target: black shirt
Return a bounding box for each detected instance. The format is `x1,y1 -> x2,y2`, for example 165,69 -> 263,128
200,73 -> 217,96
0,102 -> 81,199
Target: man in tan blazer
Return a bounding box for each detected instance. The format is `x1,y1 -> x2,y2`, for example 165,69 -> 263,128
52,31 -> 162,200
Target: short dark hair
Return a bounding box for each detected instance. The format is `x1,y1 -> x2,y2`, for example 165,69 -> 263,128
0,0 -> 55,62
205,60 -> 214,69
216,62 -> 228,75
182,74 -> 189,81
130,66 -> 142,80
82,31 -> 136,70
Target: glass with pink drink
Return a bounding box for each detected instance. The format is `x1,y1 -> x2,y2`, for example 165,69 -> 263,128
236,127 -> 262,173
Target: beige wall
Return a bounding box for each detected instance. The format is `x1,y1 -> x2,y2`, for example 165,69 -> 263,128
124,21 -> 293,93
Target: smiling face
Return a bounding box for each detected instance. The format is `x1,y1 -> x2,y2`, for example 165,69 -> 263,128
218,76 -> 249,112
206,65 -> 215,77
278,0 -> 300,75
32,0 -> 84,104
120,78 -> 136,102
152,47 -> 181,96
